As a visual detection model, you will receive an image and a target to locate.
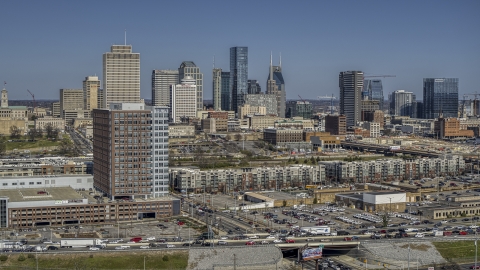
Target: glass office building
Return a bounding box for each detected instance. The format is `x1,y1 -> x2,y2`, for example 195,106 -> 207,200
423,78 -> 458,119
230,47 -> 248,113
363,80 -> 384,110
221,72 -> 230,111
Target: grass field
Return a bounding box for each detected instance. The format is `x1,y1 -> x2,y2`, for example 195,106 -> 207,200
433,241 -> 477,259
0,251 -> 189,269
5,138 -> 60,151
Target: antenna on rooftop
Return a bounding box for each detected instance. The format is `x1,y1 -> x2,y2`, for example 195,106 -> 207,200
124,29 -> 127,45
213,55 -> 215,69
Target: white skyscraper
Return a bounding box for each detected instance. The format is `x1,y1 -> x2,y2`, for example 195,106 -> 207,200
102,45 -> 140,108
170,76 -> 197,123
178,61 -> 203,111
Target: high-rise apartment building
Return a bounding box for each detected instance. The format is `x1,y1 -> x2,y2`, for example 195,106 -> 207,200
423,78 -> 459,119
363,80 -> 384,110
170,76 -> 197,123
325,115 -> 347,135
152,70 -> 179,107
221,72 -> 230,111
60,89 -> 84,118
83,76 -> 100,115
248,80 -> 261,94
212,68 -> 222,110
390,90 -> 416,117
178,62 -> 203,111
244,94 -> 277,116
102,45 -> 140,108
339,71 -> 364,128
230,47 -> 248,114
93,103 -> 169,199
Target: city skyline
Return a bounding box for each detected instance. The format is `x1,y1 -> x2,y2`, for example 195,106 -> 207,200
0,1 -> 478,101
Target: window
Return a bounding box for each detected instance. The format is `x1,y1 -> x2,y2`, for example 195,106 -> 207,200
37,182 -> 42,185
2,183 -> 7,186
12,183 -> 17,186
20,182 -> 25,185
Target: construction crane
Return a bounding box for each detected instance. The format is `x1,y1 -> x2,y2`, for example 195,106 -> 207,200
317,94 -> 337,114
298,95 -> 307,103
27,89 -> 36,113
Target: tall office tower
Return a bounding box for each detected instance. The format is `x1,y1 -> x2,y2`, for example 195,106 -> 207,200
170,76 -> 197,123
102,45 -> 140,108
83,76 -> 100,115
339,71 -> 364,128
93,103 -> 169,199
390,90 -> 416,117
152,70 -> 179,106
97,89 -> 104,109
248,80 -> 261,94
230,47 -> 248,114
212,68 -> 222,110
221,72 -> 230,111
423,78 -> 459,119
60,89 -> 84,118
178,62 -> 203,111
266,54 -> 286,118
363,80 -> 384,110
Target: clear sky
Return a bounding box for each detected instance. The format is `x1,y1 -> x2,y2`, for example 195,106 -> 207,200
1,0 -> 478,101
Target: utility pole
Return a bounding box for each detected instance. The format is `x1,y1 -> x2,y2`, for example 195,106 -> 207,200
407,242 -> 411,270
233,254 -> 236,270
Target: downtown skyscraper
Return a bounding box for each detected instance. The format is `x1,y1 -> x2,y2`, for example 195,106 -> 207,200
102,45 -> 140,108
339,71 -> 364,128
266,54 -> 286,118
230,47 -> 248,114
178,62 -> 203,111
212,68 -> 222,110
152,70 -> 179,106
363,79 -> 384,110
423,78 -> 459,119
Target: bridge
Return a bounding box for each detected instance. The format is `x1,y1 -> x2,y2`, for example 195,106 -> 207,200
341,141 -> 441,158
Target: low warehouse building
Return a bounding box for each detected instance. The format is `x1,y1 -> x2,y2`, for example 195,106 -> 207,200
336,191 -> 407,212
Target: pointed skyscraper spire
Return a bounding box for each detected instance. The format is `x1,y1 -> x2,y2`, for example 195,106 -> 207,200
279,52 -> 282,67
269,51 -> 273,80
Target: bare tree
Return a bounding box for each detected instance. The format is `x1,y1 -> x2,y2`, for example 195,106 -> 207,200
9,125 -> 21,139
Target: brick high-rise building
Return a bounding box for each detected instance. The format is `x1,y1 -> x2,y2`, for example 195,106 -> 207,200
93,103 -> 169,199
325,115 -> 346,135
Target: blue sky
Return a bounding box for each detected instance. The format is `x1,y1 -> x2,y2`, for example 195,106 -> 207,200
1,0 -> 478,101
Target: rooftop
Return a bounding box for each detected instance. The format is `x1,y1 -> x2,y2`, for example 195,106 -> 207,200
0,187 -> 83,202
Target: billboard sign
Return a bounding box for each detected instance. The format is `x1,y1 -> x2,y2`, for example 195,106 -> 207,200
302,245 -> 323,261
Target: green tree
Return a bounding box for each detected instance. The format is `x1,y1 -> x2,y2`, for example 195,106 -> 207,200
313,197 -> 318,204
381,212 -> 389,228
9,125 -> 21,139
282,200 -> 287,207
59,137 -> 75,155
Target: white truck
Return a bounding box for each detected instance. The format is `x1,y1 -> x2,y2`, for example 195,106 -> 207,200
300,226 -> 331,235
60,239 -> 106,248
